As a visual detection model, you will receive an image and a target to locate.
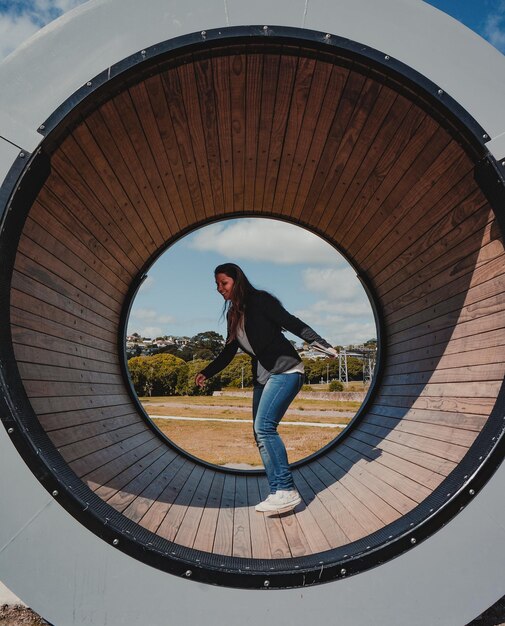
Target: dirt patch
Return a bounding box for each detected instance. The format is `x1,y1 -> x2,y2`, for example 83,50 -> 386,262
0,605 -> 49,625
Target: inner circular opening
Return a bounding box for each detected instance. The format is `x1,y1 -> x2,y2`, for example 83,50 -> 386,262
126,217 -> 378,467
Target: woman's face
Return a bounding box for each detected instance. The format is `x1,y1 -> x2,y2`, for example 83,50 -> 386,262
215,272 -> 235,301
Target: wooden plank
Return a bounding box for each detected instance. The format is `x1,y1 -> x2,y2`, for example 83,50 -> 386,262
337,443 -> 432,502
49,413 -> 139,447
161,65 -> 205,221
231,475 -> 252,558
262,54 -> 298,211
213,473 -> 236,556
192,472 -> 225,553
30,394 -> 133,416
11,307 -> 116,355
379,381 -> 501,399
57,422 -> 146,463
299,70 -> 367,223
14,343 -> 121,376
14,252 -> 119,321
142,73 -> 196,224
121,454 -> 187,523
273,56 -> 316,213
19,218 -> 125,304
367,404 -> 487,432
12,327 -> 118,368
23,380 -> 126,398
17,363 -> 123,385
82,437 -> 161,492
315,83 -> 398,232
348,430 -> 457,475
356,140 -> 462,265
363,413 -> 477,448
257,477 -> 291,558
372,180 -> 485,287
382,363 -> 505,385
321,451 -> 417,516
381,221 -> 501,314
24,207 -> 131,292
70,430 -> 154,477
229,53 -> 247,214
111,89 -> 175,239
176,61 -> 217,219
304,76 -> 382,227
342,116 -> 446,254
343,436 -> 444,490
11,272 -> 117,333
371,393 -> 495,417
192,57 -> 225,214
137,458 -> 195,532
96,444 -> 168,504
53,141 -> 149,268
253,54 -> 281,212
385,249 -> 505,326
325,100 -> 424,241
210,55 -> 235,214
246,476 -> 271,559
86,104 -> 166,250
358,421 -> 469,463
282,59 -> 334,215
11,294 -> 116,343
156,464 -> 207,541
174,469 -> 218,550
38,405 -> 135,432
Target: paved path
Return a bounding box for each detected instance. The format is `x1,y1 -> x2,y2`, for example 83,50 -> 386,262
143,402 -> 356,420
151,415 -> 349,428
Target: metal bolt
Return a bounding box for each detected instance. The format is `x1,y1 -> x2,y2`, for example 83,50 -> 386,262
263,25 -> 268,31
384,55 -> 390,60
39,124 -> 45,131
141,49 -> 146,55
325,33 -> 331,40
19,152 -> 25,158
112,538 -> 119,546
410,537 -> 417,545
7,427 -> 14,434
264,580 -> 270,587
340,568 -> 347,576
437,89 -> 444,95
502,161 -> 505,167
201,30 -> 206,37
469,489 -> 475,496
483,134 -> 489,140
52,490 -> 59,497
184,570 -> 192,577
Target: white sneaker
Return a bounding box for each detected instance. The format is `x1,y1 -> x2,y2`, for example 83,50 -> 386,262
255,493 -> 276,512
255,490 -> 301,513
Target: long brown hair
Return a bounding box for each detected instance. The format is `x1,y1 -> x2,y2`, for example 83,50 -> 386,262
215,263 -> 256,342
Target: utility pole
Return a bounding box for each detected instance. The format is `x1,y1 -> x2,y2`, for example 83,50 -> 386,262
339,350 -> 348,384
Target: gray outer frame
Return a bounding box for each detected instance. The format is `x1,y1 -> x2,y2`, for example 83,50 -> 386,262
0,1 -> 504,624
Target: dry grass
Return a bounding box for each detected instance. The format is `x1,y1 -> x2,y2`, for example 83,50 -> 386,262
152,418 -> 343,466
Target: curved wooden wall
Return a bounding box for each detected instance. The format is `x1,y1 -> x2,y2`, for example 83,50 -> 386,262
10,42 -> 505,559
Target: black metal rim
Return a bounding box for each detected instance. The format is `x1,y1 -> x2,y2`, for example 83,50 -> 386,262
0,26 -> 504,590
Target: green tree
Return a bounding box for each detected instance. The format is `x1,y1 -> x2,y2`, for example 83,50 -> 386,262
183,359 -> 222,396
127,354 -> 188,396
191,331 -> 225,357
220,354 -> 253,388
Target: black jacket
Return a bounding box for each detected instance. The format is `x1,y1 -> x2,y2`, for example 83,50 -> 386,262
200,290 -> 333,384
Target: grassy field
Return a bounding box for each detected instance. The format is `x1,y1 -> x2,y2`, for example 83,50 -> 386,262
142,394 -> 358,466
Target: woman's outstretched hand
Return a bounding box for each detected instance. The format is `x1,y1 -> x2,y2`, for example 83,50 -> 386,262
195,373 -> 207,388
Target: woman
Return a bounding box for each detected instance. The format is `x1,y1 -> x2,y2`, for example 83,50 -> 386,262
195,263 -> 337,514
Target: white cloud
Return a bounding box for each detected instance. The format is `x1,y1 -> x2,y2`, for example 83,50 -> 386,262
128,325 -> 164,339
0,14 -> 40,59
0,0 -> 88,60
129,308 -> 175,324
189,219 -> 344,266
294,266 -> 376,346
483,2 -> 505,52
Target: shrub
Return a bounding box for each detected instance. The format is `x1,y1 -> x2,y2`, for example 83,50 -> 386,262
329,380 -> 344,392
301,384 -> 313,392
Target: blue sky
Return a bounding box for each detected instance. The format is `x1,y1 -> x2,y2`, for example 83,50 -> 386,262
1,1 -> 503,345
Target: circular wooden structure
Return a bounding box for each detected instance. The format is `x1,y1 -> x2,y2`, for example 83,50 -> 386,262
1,1 -> 505,624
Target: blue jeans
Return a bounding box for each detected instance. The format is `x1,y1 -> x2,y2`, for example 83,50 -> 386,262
253,372 -> 304,493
